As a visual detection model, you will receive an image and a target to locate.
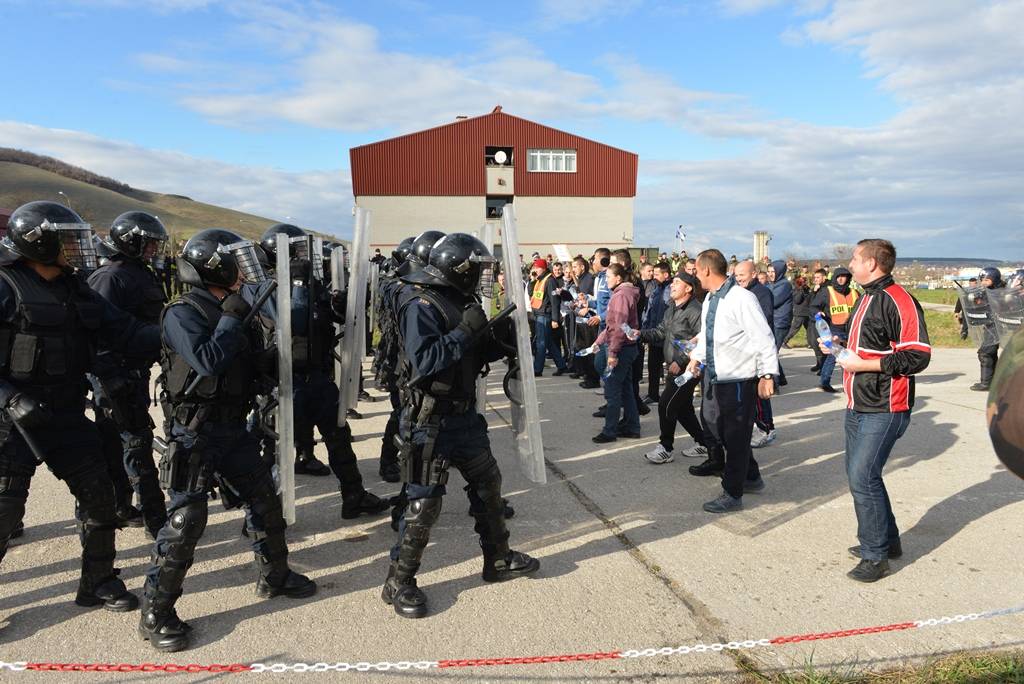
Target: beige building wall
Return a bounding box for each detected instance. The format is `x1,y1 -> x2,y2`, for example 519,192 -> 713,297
359,194 -> 634,259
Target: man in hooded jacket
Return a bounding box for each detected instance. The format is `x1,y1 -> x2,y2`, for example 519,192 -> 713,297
811,266 -> 858,392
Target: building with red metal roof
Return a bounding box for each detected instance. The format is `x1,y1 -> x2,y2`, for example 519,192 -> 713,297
350,107 -> 638,258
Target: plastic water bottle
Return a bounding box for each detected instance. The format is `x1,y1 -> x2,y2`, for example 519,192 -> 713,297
814,312 -> 854,362
675,362 -> 704,386
575,344 -> 598,357
672,338 -> 697,354
620,322 -> 639,338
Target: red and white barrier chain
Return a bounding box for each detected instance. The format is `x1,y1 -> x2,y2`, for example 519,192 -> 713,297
1,604 -> 1021,674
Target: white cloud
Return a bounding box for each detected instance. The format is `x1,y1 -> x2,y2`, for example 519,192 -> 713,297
0,121 -> 353,238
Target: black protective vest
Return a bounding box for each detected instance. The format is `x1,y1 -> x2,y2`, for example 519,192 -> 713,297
0,264 -> 102,388
159,291 -> 257,410
396,286 -> 483,404
92,257 -> 167,325
372,276 -> 403,390
292,289 -> 333,373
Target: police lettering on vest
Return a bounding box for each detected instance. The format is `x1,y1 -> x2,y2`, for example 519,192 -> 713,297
827,286 -> 859,326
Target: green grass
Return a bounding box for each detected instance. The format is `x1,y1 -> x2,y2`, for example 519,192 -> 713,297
743,650 -> 1024,683
0,161 -> 286,244
911,288 -> 960,306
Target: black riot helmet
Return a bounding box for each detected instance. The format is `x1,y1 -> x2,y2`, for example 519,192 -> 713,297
980,267 -> 1003,288
260,223 -> 307,260
3,200 -> 98,270
404,233 -> 496,297
108,211 -> 169,260
94,234 -> 117,268
177,228 -> 266,289
397,230 -> 445,277
392,236 -> 415,264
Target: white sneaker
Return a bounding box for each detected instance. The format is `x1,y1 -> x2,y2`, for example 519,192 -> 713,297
681,445 -> 708,459
751,428 -> 777,448
644,445 -> 675,464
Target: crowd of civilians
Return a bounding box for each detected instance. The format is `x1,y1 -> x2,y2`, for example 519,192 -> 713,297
499,240 -> 930,584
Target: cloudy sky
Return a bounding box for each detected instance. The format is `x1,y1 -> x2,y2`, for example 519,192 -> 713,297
2,0 -> 1021,258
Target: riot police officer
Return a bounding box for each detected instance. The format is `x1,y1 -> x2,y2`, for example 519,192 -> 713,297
0,200 -> 160,612
142,229 -> 316,652
260,224 -> 389,518
373,235 -> 419,483
973,267 -> 1004,391
87,212 -> 170,538
383,233 -> 539,619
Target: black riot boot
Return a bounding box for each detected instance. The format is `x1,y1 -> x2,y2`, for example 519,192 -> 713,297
465,456 -> 540,584
341,489 -> 390,519
482,549 -> 541,583
295,446 -> 332,477
381,497 -> 439,618
76,570 -> 139,611
139,588 -> 192,652
252,530 -> 316,599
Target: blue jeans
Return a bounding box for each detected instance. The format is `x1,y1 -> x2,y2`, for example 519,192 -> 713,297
533,315 -> 567,374
844,409 -> 911,560
603,344 -> 640,437
820,332 -> 848,387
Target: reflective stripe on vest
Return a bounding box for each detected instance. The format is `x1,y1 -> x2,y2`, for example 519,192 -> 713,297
827,286 -> 858,325
531,274 -> 550,310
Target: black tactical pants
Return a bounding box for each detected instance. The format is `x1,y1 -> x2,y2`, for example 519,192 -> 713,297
979,343 -> 999,384
293,371 -> 366,497
0,409 -> 121,589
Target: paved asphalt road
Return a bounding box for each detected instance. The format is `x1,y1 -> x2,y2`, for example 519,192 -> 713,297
1,347 -> 1021,682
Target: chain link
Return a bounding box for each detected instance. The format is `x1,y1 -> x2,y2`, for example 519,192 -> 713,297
0,662 -> 28,672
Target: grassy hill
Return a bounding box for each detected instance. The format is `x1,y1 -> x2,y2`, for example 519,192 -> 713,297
0,159 -> 285,244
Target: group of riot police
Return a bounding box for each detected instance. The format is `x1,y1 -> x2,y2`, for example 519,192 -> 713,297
0,200 -> 538,652
957,267 -> 1024,391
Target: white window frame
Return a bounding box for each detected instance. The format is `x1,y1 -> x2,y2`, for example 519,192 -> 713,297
527,149 -> 577,173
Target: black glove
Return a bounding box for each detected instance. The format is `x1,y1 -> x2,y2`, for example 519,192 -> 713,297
457,304 -> 488,338
289,258 -> 311,282
6,393 -> 53,428
221,293 -> 252,320
330,289 -> 347,319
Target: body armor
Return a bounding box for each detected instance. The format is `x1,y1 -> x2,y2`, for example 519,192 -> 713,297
0,264 -> 101,397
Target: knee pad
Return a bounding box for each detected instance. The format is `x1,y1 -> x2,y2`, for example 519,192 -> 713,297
405,497 -> 442,528
167,501 -> 208,545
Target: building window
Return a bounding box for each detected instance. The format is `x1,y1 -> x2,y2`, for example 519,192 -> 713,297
527,149 -> 576,173
486,196 -> 510,219
486,146 -> 514,166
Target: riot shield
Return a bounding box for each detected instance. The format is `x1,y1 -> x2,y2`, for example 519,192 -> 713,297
274,233 -> 297,524
500,205 -> 546,484
474,223 -> 497,411
989,287 -> 1024,347
331,245 -> 346,427
338,208 -> 370,427
959,286 -> 999,348
369,263 -> 380,342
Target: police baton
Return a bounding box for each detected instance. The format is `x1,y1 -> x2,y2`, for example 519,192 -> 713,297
12,421 -> 46,464
467,303 -> 517,347
182,281 -> 278,397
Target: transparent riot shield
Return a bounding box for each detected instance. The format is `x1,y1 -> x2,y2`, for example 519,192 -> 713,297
369,264 -> 380,341
339,208 -> 370,427
989,287 -> 1024,347
331,245 -> 346,426
500,205 -> 546,484
474,223 -> 497,411
959,286 -> 999,348
274,233 -> 296,524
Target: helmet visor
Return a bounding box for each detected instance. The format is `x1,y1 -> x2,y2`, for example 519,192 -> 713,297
471,254 -> 498,296
290,236 -> 326,281
221,240 -> 267,284
56,224 -> 98,271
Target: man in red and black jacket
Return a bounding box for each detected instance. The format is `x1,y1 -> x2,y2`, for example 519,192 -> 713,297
823,238 -> 930,584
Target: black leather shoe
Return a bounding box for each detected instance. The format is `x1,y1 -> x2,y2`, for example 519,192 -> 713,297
346,408 -> 363,419
379,462 -> 402,483
342,491 -> 390,519
295,456 -> 331,476
593,405 -> 607,418
553,368 -> 567,376
970,382 -> 990,391
592,432 -> 617,444
848,540 -> 902,559
256,570 -> 317,599
617,430 -> 642,439
381,568 -> 428,619
117,504 -> 145,528
637,403 -> 651,416
819,384 -> 838,393
569,372 -> 581,379
688,458 -> 724,477
482,550 -> 540,582
139,609 -> 192,652
846,559 -> 890,583
76,575 -> 139,612
534,371 -> 543,377
579,379 -> 601,389
809,365 -> 822,373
